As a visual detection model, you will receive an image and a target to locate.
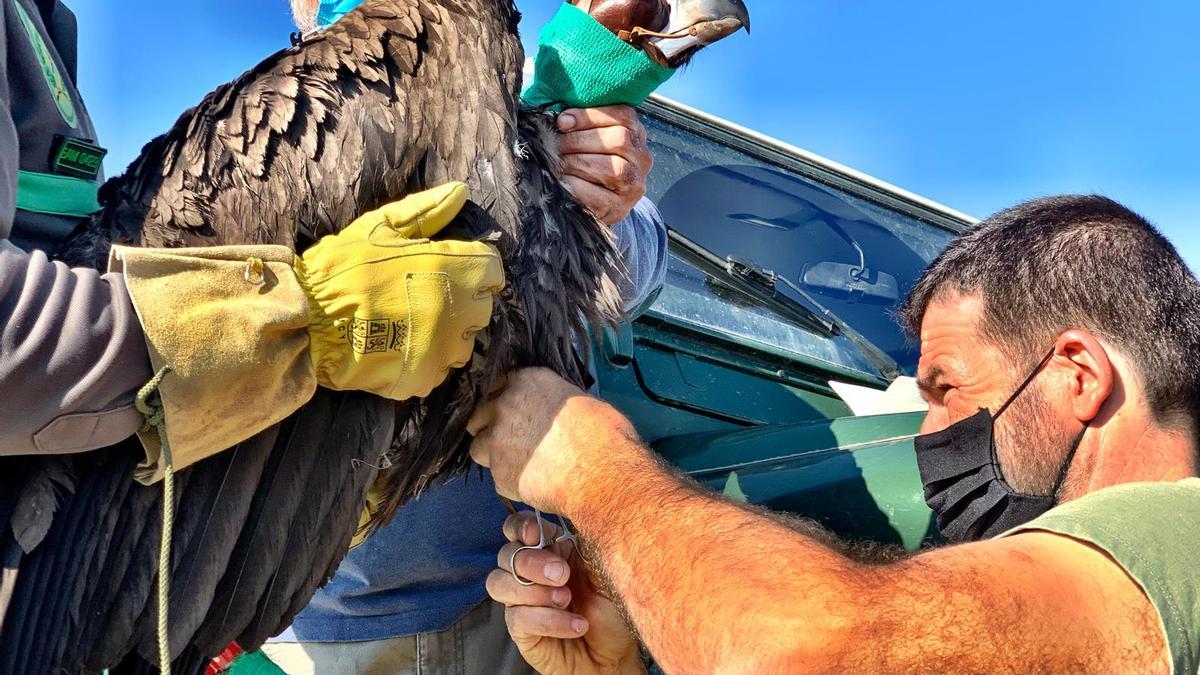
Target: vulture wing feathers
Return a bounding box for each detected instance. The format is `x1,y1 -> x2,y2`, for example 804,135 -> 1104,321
61,0 -> 523,265
2,0 -> 749,668
3,1 -> 547,671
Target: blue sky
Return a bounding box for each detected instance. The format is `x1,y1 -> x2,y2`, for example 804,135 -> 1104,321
69,1 -> 1199,269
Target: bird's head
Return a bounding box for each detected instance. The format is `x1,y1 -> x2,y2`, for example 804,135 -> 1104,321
656,0 -> 750,66
574,0 -> 750,68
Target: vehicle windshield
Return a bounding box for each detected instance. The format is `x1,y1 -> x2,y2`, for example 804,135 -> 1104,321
642,111 -> 960,377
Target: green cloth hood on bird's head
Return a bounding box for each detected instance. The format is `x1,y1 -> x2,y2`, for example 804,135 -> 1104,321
318,1 -> 676,109
521,3 -> 677,110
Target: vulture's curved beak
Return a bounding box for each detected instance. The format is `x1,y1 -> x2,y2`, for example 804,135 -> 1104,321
651,0 -> 752,67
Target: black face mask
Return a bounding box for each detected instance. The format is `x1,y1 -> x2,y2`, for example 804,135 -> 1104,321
914,349 -> 1087,543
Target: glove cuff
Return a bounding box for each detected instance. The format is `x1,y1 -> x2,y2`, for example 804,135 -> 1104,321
294,253 -> 350,390
110,244 -> 318,483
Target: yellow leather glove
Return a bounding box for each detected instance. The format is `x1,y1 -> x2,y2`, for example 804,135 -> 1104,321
295,183 -> 505,400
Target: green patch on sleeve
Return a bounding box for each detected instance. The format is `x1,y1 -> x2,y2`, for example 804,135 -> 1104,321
15,170 -> 101,218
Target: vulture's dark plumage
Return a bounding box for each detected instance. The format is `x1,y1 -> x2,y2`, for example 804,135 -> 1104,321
0,0 -> 748,672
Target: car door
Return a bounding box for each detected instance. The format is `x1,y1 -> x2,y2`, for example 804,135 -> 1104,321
593,98 -> 970,549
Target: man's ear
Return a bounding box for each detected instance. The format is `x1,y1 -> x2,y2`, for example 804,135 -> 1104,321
1053,330 -> 1113,424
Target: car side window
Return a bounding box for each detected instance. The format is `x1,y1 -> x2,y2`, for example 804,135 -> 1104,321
642,112 -> 959,377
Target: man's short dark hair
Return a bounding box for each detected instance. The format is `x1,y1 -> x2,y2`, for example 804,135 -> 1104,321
900,194 -> 1200,430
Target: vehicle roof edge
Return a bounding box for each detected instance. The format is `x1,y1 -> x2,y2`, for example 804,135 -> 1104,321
643,94 -> 978,229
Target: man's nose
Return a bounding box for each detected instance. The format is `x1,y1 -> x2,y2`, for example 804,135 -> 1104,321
919,407 -> 950,436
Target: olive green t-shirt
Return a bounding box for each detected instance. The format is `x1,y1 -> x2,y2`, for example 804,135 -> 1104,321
1008,478 -> 1200,674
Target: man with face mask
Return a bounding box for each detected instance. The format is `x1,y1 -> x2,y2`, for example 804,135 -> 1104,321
471,195 -> 1200,674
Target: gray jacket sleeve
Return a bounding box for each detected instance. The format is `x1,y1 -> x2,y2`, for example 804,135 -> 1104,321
0,0 -> 150,455
611,197 -> 669,319
0,241 -> 152,455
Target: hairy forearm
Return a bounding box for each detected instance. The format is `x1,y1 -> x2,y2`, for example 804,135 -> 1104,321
483,374 -> 1160,672
565,424 -> 863,673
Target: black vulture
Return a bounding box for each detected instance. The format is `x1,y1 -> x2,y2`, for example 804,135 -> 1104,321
0,0 -> 748,672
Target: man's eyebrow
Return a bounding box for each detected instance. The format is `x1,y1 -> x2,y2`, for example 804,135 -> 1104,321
917,366 -> 947,394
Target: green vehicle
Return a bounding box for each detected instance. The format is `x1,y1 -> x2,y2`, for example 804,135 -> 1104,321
594,96 -> 976,551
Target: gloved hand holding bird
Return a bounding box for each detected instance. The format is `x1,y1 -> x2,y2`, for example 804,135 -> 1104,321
0,1 -> 749,672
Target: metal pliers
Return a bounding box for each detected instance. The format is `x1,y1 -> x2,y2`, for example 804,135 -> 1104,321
510,509 -> 579,586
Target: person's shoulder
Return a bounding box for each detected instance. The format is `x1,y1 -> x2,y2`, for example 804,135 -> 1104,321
1009,478 -> 1200,675
1039,478 -> 1200,527
1009,478 -> 1200,553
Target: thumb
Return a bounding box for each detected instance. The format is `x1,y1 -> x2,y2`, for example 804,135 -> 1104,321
467,398 -> 498,439
370,182 -> 469,242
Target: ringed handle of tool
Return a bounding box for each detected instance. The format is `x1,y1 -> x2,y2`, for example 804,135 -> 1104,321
509,509 -> 552,587
510,544 -> 544,587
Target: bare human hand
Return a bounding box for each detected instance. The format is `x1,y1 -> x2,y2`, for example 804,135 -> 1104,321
468,368 -> 640,514
557,105 -> 652,225
486,512 -> 646,675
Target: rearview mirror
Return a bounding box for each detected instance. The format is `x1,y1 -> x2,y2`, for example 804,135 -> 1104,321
801,261 -> 900,305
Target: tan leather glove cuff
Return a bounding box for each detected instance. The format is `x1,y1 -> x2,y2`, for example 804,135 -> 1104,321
109,244 -> 319,484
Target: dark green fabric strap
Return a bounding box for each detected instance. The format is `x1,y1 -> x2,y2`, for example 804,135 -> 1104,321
15,169 -> 100,217
521,3 -> 675,110
1008,478 -> 1200,673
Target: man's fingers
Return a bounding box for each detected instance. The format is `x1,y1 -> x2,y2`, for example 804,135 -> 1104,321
503,512 -> 541,543
467,430 -> 490,467
499,542 -> 572,587
502,512 -> 563,545
466,398 -> 497,439
562,177 -> 619,224
487,372 -> 511,397
557,126 -> 648,165
502,512 -> 529,542
505,605 -> 590,641
486,569 -> 573,609
562,154 -> 645,196
558,105 -> 639,133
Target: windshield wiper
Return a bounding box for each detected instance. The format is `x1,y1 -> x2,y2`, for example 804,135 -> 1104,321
668,228 -> 835,336
667,229 -> 902,381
